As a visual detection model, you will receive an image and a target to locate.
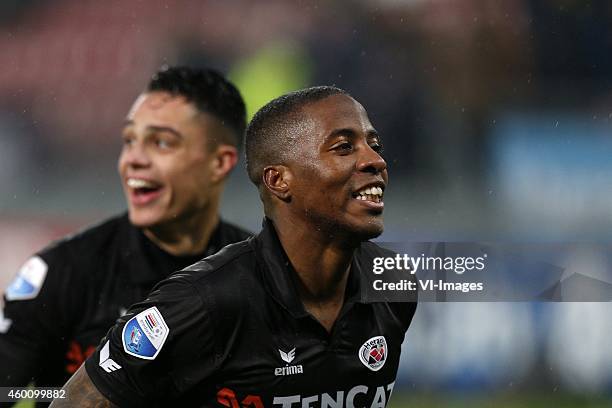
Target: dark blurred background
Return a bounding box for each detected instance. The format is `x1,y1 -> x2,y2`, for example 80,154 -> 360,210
1,1 -> 611,406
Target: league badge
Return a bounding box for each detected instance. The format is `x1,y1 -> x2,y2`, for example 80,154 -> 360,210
5,256 -> 48,301
122,306 -> 169,360
358,336 -> 387,372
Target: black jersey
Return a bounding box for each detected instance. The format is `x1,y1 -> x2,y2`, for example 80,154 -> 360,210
0,213 -> 250,392
85,219 -> 417,407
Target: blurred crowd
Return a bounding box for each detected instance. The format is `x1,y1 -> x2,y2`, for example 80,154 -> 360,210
1,0 -> 612,237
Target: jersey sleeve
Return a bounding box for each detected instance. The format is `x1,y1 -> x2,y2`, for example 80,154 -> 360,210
0,254 -> 68,387
85,274 -> 216,407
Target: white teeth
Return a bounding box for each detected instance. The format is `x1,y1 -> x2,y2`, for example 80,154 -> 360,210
356,186 -> 384,202
357,186 -> 383,197
127,178 -> 156,189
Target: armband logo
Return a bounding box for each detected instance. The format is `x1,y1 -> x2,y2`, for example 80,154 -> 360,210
5,256 -> 48,301
122,306 -> 169,360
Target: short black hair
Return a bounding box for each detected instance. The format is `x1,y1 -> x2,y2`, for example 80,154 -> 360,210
147,65 -> 246,147
245,86 -> 348,186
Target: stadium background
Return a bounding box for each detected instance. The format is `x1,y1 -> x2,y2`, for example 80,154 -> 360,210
0,0 -> 611,406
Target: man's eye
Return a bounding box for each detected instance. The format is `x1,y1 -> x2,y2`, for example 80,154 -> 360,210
334,142 -> 353,152
155,139 -> 171,149
122,136 -> 134,147
370,143 -> 384,153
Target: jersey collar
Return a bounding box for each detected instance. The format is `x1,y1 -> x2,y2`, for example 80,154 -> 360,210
254,218 -> 366,319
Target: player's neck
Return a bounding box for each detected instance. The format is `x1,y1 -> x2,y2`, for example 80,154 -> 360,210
143,204 -> 220,257
273,218 -> 356,333
273,217 -> 356,301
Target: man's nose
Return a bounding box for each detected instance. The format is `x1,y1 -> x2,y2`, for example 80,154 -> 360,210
356,144 -> 387,174
122,143 -> 151,168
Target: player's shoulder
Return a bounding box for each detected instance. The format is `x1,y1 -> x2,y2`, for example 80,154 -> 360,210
180,238 -> 257,286
151,239 -> 259,324
4,214 -> 129,301
140,240 -> 258,346
38,213 -> 129,262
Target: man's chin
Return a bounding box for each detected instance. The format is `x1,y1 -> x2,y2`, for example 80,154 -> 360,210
356,224 -> 384,241
342,218 -> 384,243
127,209 -> 162,229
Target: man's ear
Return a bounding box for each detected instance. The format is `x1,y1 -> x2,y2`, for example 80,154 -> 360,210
262,165 -> 292,201
210,145 -> 238,183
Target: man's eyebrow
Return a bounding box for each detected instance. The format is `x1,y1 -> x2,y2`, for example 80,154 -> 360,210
122,119 -> 134,130
122,120 -> 183,139
147,125 -> 183,139
325,127 -> 379,142
366,129 -> 380,139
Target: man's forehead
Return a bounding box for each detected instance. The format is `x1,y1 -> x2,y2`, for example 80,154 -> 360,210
127,92 -> 192,119
302,94 -> 372,131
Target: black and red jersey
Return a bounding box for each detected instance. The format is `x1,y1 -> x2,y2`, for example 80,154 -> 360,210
85,219 -> 417,407
0,213 -> 250,400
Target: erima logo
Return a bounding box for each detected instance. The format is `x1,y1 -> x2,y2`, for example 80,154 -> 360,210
279,348 -> 295,363
275,347 -> 303,376
99,341 -> 122,373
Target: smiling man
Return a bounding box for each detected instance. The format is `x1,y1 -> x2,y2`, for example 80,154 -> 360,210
54,87 -> 416,407
0,66 -> 250,404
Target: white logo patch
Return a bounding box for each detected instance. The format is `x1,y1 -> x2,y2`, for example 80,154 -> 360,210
279,347 -> 296,364
0,309 -> 12,333
122,306 -> 169,360
99,341 -> 122,373
358,336 -> 387,372
276,347 -> 303,376
5,256 -> 48,301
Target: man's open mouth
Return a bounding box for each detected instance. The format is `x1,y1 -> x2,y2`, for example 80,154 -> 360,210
353,186 -> 384,203
126,178 -> 162,201
126,178 -> 161,194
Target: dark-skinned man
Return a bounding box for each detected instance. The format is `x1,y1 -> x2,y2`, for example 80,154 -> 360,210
52,86 -> 416,407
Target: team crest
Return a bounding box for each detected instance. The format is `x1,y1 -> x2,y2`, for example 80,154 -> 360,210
358,336 -> 387,371
122,306 -> 169,360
